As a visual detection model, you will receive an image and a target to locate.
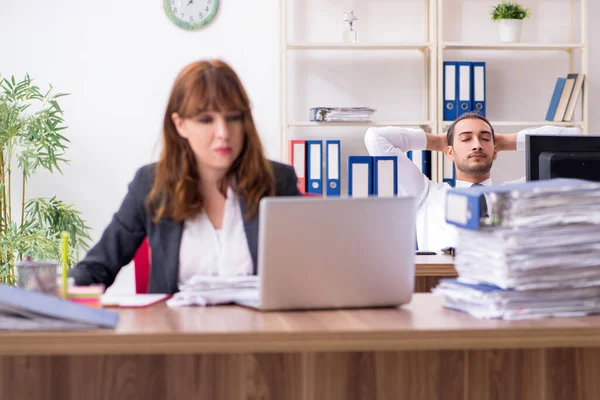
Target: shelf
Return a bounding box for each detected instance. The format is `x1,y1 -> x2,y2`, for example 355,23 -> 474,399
442,42 -> 584,51
287,42 -> 431,51
441,120 -> 584,127
288,121 -> 433,127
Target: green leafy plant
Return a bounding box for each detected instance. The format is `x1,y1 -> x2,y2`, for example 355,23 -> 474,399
0,74 -> 91,284
491,1 -> 531,21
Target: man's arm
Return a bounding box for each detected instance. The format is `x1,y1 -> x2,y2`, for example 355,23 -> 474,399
425,132 -> 448,152
364,126 -> 435,205
495,133 -> 517,151
494,126 -> 582,152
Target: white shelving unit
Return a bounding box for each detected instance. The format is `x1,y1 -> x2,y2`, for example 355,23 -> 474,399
280,0 -> 588,182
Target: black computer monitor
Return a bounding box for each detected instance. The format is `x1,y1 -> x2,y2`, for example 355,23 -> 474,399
526,134 -> 600,181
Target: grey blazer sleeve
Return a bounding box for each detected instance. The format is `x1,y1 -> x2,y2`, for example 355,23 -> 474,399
271,161 -> 303,196
70,165 -> 153,287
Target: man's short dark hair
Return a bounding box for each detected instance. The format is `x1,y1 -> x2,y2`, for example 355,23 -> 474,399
447,112 -> 495,146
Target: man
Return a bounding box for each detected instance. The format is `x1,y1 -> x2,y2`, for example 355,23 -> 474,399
364,111 -> 581,251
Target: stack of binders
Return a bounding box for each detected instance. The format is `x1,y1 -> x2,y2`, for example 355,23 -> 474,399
442,61 -> 485,187
434,178 -> 600,320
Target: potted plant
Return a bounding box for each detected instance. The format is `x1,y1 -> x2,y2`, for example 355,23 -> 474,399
491,1 -> 531,43
0,74 -> 91,285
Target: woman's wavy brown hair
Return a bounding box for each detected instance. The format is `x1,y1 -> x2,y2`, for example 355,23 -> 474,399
146,60 -> 275,223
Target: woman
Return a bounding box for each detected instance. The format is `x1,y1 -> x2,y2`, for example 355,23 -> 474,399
71,60 -> 301,293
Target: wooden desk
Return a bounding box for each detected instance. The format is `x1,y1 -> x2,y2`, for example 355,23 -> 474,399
2,294 -> 600,399
414,254 -> 456,292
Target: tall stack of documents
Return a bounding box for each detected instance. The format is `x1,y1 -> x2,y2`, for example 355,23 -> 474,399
434,178 -> 600,320
310,107 -> 376,122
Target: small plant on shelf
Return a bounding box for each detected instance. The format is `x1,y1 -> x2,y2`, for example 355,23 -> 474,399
490,1 -> 531,21
490,1 -> 531,43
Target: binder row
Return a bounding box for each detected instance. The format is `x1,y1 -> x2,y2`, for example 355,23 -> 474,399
288,140 -> 399,197
443,61 -> 486,121
289,139 -> 340,196
348,156 -> 398,198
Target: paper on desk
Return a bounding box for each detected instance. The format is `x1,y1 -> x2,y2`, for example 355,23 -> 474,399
167,275 -> 259,307
101,294 -> 169,308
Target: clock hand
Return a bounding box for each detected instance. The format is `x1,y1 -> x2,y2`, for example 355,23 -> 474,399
187,0 -> 193,5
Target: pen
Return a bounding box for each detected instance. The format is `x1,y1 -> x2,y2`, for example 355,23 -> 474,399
61,232 -> 69,299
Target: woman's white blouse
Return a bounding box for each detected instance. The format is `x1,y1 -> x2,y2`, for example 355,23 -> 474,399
178,187 -> 253,284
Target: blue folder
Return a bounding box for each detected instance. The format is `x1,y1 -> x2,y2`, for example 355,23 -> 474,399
471,61 -> 486,117
443,61 -> 458,121
457,62 -> 473,117
372,156 -> 398,196
325,140 -> 341,196
545,78 -> 566,121
0,284 -> 118,329
305,140 -> 323,195
347,156 -> 373,197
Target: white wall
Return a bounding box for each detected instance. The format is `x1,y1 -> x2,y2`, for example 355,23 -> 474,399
0,0 -> 598,293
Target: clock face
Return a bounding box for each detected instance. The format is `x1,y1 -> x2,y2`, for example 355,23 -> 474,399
164,0 -> 219,30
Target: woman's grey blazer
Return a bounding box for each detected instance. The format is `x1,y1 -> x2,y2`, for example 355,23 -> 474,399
70,161 -> 301,294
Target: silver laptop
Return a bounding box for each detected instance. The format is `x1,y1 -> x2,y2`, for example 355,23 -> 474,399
235,196 -> 416,311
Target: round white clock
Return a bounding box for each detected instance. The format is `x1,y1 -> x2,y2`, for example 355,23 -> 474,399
164,0 -> 219,30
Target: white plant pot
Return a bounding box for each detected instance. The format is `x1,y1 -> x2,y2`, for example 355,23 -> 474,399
498,19 -> 523,43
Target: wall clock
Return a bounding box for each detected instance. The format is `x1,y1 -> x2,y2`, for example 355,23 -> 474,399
164,0 -> 219,30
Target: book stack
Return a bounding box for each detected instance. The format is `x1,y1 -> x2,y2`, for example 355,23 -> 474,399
68,284 -> 105,308
434,178 -> 600,320
309,107 -> 376,122
545,73 -> 585,122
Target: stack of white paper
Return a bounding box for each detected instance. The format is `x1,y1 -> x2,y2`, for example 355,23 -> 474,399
312,107 -> 376,122
166,275 -> 258,307
453,225 -> 600,290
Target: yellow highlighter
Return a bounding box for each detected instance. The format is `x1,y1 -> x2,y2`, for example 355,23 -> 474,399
61,232 -> 69,299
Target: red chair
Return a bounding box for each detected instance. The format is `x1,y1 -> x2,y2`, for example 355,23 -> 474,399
133,237 -> 151,294
132,193 -> 321,293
